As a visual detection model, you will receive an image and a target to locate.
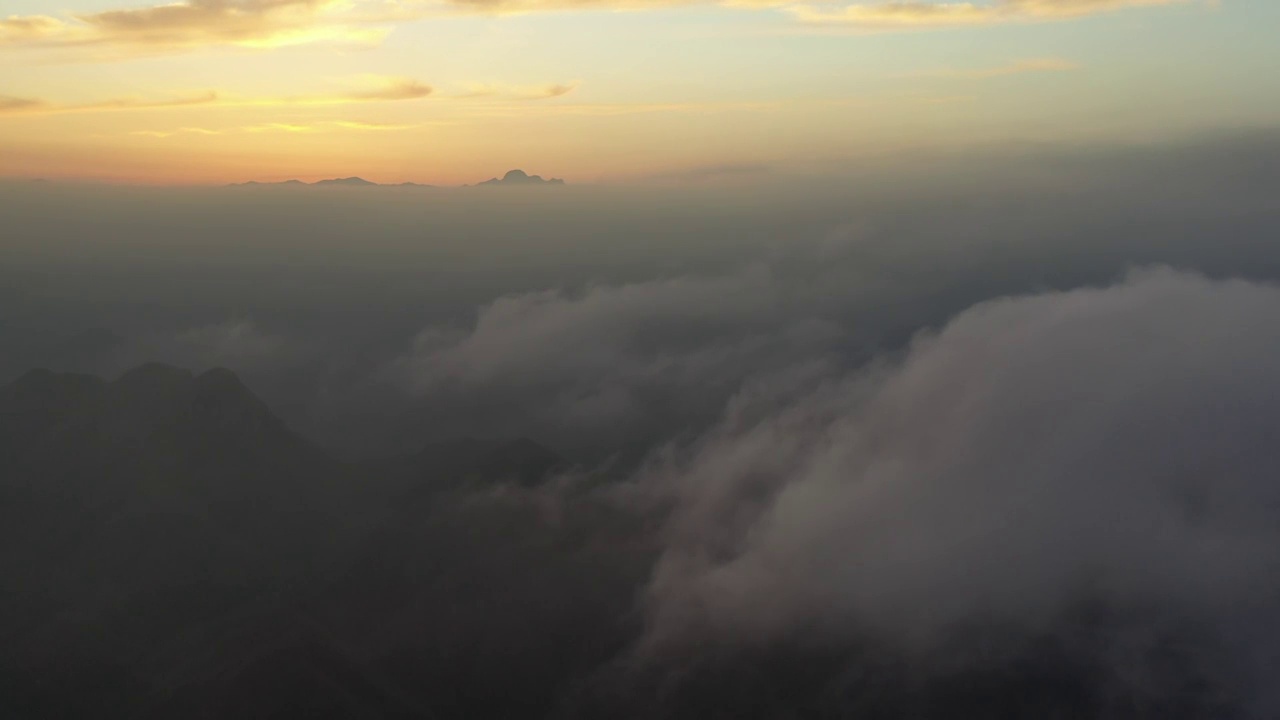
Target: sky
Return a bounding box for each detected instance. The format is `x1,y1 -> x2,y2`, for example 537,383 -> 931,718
1,0 -> 1276,184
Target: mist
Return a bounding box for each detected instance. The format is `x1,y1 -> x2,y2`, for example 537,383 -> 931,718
4,128 -> 1280,718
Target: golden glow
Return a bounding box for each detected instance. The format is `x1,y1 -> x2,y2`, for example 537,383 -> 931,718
0,0 -> 1255,184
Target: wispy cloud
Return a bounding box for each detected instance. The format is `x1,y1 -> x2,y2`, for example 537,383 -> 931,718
0,77 -> 431,116
0,95 -> 48,112
328,119 -> 427,130
343,78 -> 433,101
130,126 -> 225,137
529,83 -> 578,100
454,81 -> 580,100
914,57 -> 1081,79
0,15 -> 64,41
130,119 -> 431,137
789,0 -> 1192,29
242,122 -> 318,133
1,0 -> 385,54
0,90 -> 219,115
86,90 -> 221,111
453,99 -> 777,118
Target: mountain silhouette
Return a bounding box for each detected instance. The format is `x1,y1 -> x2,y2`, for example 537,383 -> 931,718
476,169 -> 566,186
228,178 -> 434,188
229,179 -> 306,187
1,363 -> 330,490
312,176 -> 378,187
0,363 -> 573,719
226,172 -> 571,188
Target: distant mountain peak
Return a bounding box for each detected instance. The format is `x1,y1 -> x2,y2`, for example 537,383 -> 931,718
313,176 -> 377,187
2,363 -> 311,472
81,363 -> 283,441
477,169 -> 566,186
109,364 -> 258,405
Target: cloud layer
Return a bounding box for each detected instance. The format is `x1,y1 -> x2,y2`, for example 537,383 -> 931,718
0,0 -> 1196,57
641,269 -> 1280,688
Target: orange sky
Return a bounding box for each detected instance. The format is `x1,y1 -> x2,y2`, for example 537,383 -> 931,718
1,0 -> 1274,184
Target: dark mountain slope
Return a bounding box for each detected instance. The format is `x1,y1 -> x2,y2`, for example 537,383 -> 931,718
0,363 -> 589,720
0,365 -> 366,717
370,436 -> 568,498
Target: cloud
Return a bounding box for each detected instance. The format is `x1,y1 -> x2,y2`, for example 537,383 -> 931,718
0,91 -> 219,116
0,0 -> 1193,59
643,267 -> 1280,666
343,77 -> 433,101
528,83 -> 578,100
130,127 -> 224,137
1,0 -> 386,53
388,267 -> 844,459
426,0 -> 695,14
326,119 -> 426,130
395,269 -> 781,393
453,99 -> 777,119
915,56 -> 1081,79
86,90 -> 221,111
239,118 -> 427,131
241,122 -> 318,133
0,96 -> 47,113
454,81 -> 579,100
0,77 -> 432,117
0,15 -> 65,41
419,0 -> 1186,18
131,119 -> 428,137
790,0 -> 1191,28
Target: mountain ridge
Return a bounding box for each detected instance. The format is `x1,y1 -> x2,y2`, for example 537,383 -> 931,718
228,169 -> 565,188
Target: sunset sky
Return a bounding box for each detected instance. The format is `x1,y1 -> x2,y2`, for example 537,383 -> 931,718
1,0 -> 1275,184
